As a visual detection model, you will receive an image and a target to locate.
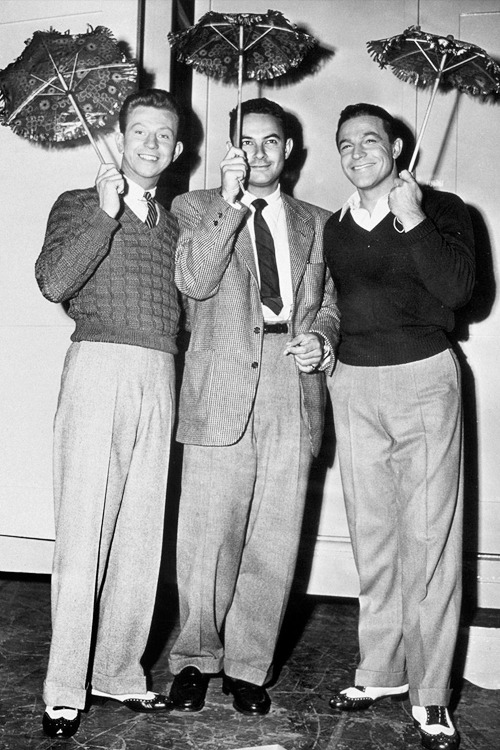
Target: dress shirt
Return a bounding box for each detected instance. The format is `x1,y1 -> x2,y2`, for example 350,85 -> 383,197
124,178 -> 158,225
339,191 -> 391,231
240,187 -> 292,323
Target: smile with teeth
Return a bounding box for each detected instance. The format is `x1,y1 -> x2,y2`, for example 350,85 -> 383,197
352,163 -> 375,170
139,154 -> 159,161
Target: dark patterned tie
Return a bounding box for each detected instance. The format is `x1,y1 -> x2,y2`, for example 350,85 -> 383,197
144,191 -> 158,228
252,198 -> 283,315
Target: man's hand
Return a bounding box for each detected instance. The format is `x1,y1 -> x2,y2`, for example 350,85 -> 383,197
284,332 -> 323,373
389,169 -> 425,232
95,163 -> 125,219
220,142 -> 248,204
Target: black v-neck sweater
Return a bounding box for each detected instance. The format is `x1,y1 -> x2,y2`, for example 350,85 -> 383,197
324,188 -> 475,366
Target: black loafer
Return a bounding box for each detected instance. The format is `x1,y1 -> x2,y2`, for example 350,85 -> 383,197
222,675 -> 271,716
169,666 -> 210,712
42,707 -> 80,738
329,685 -> 409,711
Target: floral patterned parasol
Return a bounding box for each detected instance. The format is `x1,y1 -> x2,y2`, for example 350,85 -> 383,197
0,25 -> 137,162
367,25 -> 500,171
168,9 -> 317,147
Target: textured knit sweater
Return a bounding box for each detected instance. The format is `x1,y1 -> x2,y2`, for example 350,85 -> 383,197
324,187 -> 475,366
36,187 -> 180,354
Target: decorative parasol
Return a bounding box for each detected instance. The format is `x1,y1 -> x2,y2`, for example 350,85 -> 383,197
0,25 -> 137,162
368,25 -> 500,171
168,9 -> 317,147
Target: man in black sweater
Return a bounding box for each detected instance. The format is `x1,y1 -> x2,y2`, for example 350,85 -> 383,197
324,103 -> 475,750
36,89 -> 183,738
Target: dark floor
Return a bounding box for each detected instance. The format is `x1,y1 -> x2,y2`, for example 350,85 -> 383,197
0,574 -> 498,750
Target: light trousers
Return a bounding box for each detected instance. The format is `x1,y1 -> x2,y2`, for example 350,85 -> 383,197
169,333 -> 313,685
331,349 -> 463,707
43,342 -> 175,709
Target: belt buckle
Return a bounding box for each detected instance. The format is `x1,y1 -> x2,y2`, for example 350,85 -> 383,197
263,322 -> 288,334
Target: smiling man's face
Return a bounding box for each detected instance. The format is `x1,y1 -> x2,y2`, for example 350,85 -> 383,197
116,105 -> 183,189
337,114 -> 401,200
239,112 -> 293,197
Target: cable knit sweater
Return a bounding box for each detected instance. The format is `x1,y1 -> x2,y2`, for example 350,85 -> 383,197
36,187 -> 180,354
323,188 -> 475,366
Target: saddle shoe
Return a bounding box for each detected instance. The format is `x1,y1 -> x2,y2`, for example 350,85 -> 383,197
42,706 -> 80,738
91,688 -> 171,712
329,684 -> 409,711
412,705 -> 459,750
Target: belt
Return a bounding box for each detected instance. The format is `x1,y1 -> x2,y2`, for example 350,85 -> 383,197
263,322 -> 289,334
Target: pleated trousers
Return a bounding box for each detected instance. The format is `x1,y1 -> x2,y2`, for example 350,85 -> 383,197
331,349 -> 463,707
169,333 -> 313,686
43,341 -> 175,709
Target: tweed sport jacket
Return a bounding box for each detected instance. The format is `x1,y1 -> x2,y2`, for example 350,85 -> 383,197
173,188 -> 340,456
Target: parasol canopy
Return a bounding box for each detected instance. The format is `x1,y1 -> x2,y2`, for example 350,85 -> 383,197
367,25 -> 500,171
168,9 -> 317,147
0,25 -> 137,162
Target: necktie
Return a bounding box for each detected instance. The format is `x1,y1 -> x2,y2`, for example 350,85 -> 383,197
144,191 -> 158,228
252,198 -> 283,315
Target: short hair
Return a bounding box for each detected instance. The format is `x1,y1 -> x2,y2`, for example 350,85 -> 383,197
229,97 -> 288,141
119,88 -> 183,136
335,103 -> 398,148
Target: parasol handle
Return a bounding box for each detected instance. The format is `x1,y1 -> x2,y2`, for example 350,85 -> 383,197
235,23 -> 244,149
408,51 -> 448,172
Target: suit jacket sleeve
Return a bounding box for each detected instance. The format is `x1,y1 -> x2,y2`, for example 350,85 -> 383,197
173,189 -> 250,299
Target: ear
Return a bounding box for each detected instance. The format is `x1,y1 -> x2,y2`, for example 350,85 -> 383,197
115,131 -> 124,154
172,140 -> 184,162
392,137 -> 403,160
284,138 -> 293,160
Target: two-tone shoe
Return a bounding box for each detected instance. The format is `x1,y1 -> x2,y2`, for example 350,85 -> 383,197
329,684 -> 409,711
42,706 -> 80,738
222,674 -> 271,716
91,688 -> 171,712
169,666 -> 210,712
412,705 -> 459,750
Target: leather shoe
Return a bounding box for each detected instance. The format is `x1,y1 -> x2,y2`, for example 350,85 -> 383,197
222,675 -> 271,716
91,689 -> 171,712
169,666 -> 210,712
413,706 -> 460,750
42,706 -> 80,738
329,684 -> 409,711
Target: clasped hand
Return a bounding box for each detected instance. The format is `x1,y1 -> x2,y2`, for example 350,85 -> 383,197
388,169 -> 425,232
96,163 -> 125,219
284,333 -> 324,373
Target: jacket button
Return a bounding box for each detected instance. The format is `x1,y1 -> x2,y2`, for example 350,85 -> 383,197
214,220 -> 218,226
254,327 -> 260,334
251,361 -> 258,369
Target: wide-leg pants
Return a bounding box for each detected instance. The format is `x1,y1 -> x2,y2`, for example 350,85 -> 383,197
43,342 -> 175,709
169,333 -> 313,686
331,349 -> 463,707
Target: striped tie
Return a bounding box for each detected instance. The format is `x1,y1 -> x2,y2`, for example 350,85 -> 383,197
144,191 -> 158,228
252,198 -> 283,315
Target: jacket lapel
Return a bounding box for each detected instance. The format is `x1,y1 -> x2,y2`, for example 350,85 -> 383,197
283,194 -> 315,293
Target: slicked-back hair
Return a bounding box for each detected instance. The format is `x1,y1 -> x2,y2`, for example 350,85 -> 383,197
335,103 -> 398,148
229,98 -> 288,142
119,88 -> 183,136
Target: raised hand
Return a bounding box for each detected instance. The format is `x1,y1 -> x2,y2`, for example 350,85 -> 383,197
95,163 -> 125,219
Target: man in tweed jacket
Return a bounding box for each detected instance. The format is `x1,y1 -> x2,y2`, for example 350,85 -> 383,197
168,98 -> 339,716
35,90 -> 183,738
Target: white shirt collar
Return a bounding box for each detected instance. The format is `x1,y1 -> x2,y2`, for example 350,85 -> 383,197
339,190 -> 390,222
241,185 -> 282,210
126,177 -> 157,200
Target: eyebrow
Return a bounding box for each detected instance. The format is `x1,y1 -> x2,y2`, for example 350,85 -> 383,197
338,130 -> 381,147
241,132 -> 283,140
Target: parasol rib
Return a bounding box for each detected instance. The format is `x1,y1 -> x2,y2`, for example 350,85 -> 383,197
44,45 -> 105,163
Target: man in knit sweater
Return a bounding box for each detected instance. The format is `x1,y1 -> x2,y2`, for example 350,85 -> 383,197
324,103 -> 474,750
35,89 -> 183,738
